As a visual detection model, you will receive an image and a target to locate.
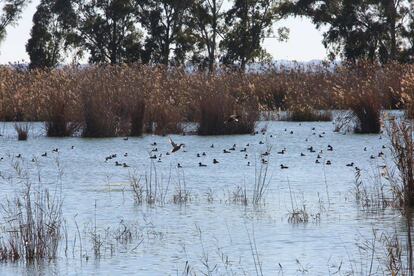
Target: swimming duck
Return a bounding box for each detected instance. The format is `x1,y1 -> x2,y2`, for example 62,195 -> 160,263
346,162 -> 354,167
315,159 -> 320,164
213,159 -> 219,164
123,137 -> 129,141
151,142 -> 157,146
327,145 -> 333,151
41,152 -> 47,157
210,144 -> 214,148
123,163 -> 129,168
280,164 -> 289,169
301,153 -> 306,157
277,149 -> 286,154
199,162 -> 207,167
177,163 -> 182,168
202,152 -> 206,156
223,149 -> 231,154
326,160 -> 331,165
115,161 -> 122,166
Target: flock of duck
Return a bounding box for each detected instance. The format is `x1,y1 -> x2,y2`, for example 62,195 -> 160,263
100,125 -> 387,172
5,123 -> 387,174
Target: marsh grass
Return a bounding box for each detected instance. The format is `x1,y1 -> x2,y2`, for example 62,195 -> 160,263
286,107 -> 332,122
14,122 -> 29,141
387,120 -> 414,208
0,182 -> 63,262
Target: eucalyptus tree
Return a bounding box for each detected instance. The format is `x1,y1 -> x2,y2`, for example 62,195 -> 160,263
220,0 -> 287,70
0,0 -> 30,43
26,0 -> 75,68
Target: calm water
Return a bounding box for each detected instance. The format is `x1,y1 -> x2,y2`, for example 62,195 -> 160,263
0,120 -> 409,275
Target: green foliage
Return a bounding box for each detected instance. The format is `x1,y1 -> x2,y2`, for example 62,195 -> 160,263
71,0 -> 143,64
138,0 -> 193,65
280,0 -> 414,63
220,0 -> 282,69
26,0 -> 75,69
0,0 -> 30,43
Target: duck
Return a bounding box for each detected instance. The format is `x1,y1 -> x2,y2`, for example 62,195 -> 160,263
225,114 -> 241,123
151,142 -> 157,146
210,144 -> 214,148
327,145 -> 333,151
223,149 -> 231,154
124,153 -> 128,157
315,159 -> 320,164
261,151 -> 270,156
346,162 -> 354,167
277,149 -> 286,154
123,137 -> 129,141
169,137 -> 184,153
115,161 -> 122,166
259,141 -> 264,145
364,147 -> 367,151
247,162 -> 250,166
177,163 -> 182,168
370,155 -> 375,159
150,155 -> 157,159
123,163 -> 129,168
71,145 -> 75,149
41,152 -> 47,157
240,148 -> 247,152
280,164 -> 289,169
290,131 -> 294,134
151,148 -> 158,152
378,151 -> 384,157
213,159 -> 219,164
261,159 -> 268,164
317,154 -> 322,159
197,153 -> 201,158
52,148 -> 59,153
326,160 -> 332,165
199,162 -> 207,167
202,152 -> 206,156
300,153 -> 306,157
244,154 -> 248,159
16,154 -> 22,158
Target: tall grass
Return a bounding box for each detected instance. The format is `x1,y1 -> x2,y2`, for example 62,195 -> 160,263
0,62 -> 413,135
387,120 -> 414,208
0,182 -> 63,262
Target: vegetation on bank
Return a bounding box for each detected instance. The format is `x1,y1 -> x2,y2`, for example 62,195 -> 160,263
1,62 -> 414,136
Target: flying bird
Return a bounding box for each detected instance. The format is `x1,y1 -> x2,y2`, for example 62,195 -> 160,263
169,137 -> 184,153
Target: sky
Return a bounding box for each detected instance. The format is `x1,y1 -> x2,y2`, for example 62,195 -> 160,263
0,0 -> 328,64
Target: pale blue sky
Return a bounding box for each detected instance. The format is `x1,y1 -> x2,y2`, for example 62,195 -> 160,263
0,0 -> 328,64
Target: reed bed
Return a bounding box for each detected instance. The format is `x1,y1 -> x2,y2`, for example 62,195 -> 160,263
0,62 -> 413,136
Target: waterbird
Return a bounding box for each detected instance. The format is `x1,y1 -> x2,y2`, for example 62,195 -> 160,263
261,151 -> 270,156
378,151 -> 384,157
261,159 -> 268,164
197,153 -> 201,158
177,163 -> 182,168
151,148 -> 158,152
326,160 -> 332,165
150,155 -> 157,159
277,149 -> 286,154
240,148 -> 247,152
41,152 -> 47,157
151,142 -> 157,146
124,153 -> 128,157
247,162 -> 250,166
202,152 -> 206,156
301,153 -> 306,157
225,114 -> 241,123
259,141 -> 264,145
199,162 -> 207,167
115,161 -> 122,166
123,163 -> 129,168
290,131 -> 294,134
346,162 -> 354,167
317,154 -> 321,159
327,145 -> 333,151
169,137 -> 184,153
52,148 -> 58,152
223,149 -> 231,154
213,159 -> 219,164
123,137 -> 129,141
16,154 -> 22,158
315,159 -> 320,164
210,144 -> 214,148
280,164 -> 289,169
370,155 -> 375,159
71,146 -> 74,149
